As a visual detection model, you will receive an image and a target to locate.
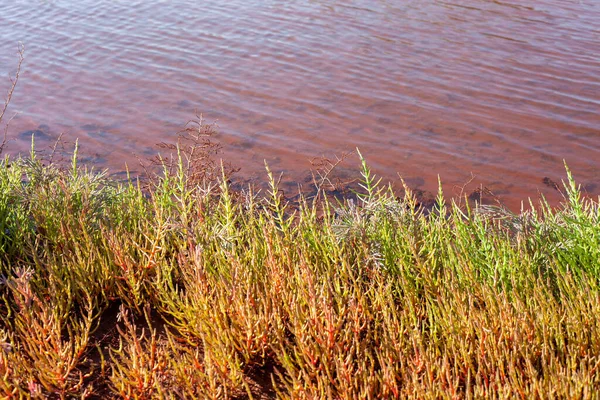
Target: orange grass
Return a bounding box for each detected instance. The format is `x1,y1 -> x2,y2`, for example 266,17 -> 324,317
1,142 -> 599,398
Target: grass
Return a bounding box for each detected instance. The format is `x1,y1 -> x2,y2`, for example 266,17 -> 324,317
0,134 -> 599,399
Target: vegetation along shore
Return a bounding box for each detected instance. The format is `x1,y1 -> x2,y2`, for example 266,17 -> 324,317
1,131 -> 599,398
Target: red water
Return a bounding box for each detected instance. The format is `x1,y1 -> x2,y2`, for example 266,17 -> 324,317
0,1 -> 599,209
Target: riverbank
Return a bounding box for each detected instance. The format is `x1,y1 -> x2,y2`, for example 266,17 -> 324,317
1,144 -> 599,398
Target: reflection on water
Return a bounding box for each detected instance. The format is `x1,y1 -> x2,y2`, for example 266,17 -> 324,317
0,0 -> 598,208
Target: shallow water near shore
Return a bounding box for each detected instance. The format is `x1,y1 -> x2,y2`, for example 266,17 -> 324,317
0,0 -> 598,209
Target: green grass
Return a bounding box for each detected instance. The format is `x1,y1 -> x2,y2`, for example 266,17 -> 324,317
0,143 -> 599,399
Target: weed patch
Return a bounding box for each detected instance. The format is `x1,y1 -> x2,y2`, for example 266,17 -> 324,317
0,141 -> 599,398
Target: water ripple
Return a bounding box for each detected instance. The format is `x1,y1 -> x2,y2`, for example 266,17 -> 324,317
0,0 -> 598,208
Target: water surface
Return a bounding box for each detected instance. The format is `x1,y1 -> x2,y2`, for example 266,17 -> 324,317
0,0 -> 599,208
